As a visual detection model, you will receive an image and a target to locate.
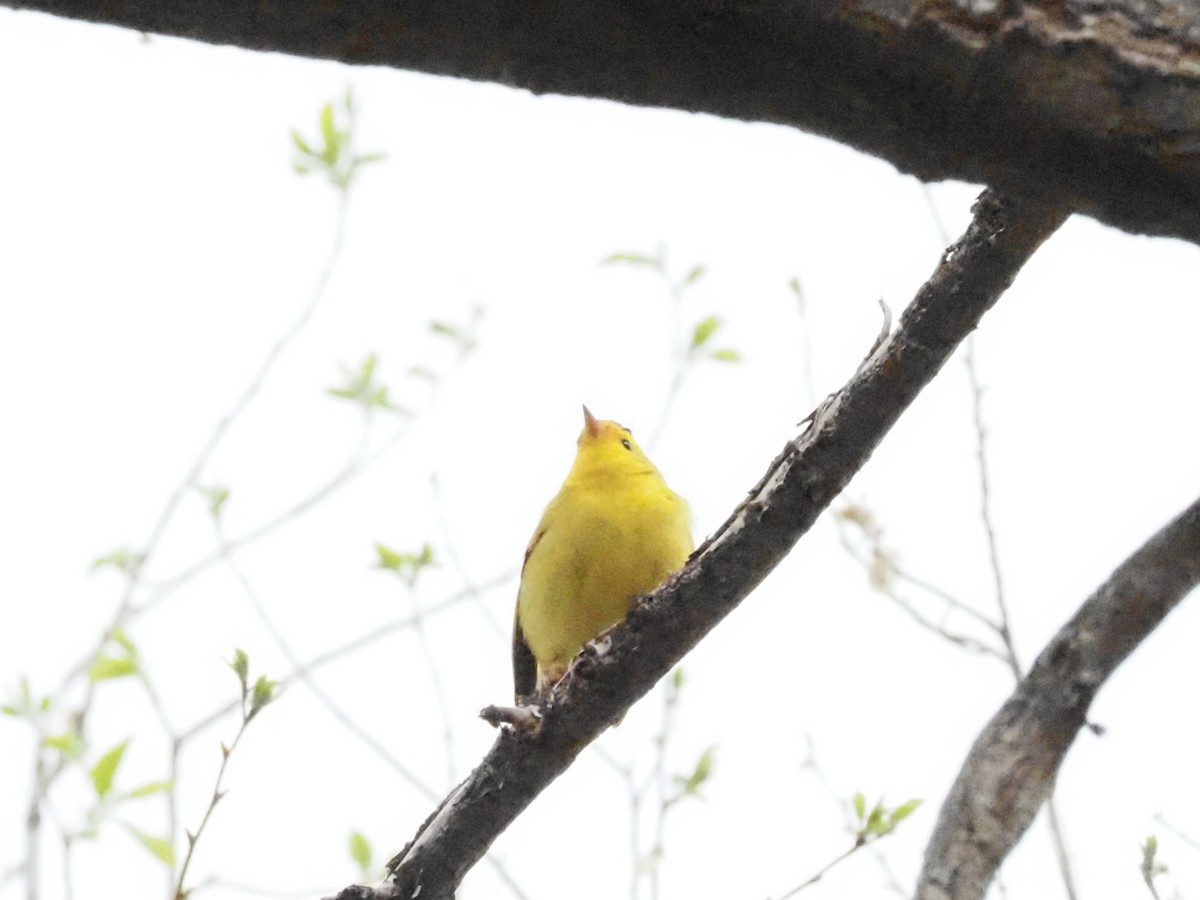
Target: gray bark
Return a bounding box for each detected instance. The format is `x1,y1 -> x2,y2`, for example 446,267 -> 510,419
6,0 -> 1200,243
916,493 -> 1200,900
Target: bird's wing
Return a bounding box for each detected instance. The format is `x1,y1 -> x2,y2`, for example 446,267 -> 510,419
511,526 -> 545,704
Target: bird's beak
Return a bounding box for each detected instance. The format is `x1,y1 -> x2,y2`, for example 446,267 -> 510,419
582,404 -> 601,438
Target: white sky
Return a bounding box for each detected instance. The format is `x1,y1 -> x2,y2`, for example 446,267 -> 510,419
2,8 -> 1200,900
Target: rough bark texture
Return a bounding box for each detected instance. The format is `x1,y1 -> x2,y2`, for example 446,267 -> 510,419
315,190 -> 1067,900
915,494 -> 1200,900
6,0 -> 1200,244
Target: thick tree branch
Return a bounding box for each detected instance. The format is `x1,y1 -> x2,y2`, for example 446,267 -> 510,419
7,1 -> 1200,244
916,495 -> 1200,900
320,190 -> 1067,900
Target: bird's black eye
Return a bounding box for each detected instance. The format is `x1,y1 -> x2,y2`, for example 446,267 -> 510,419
621,439 -> 632,451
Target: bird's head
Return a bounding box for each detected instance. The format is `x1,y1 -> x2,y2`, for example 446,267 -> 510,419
570,405 -> 658,481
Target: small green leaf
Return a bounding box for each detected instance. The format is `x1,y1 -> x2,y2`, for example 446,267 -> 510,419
319,103 -> 336,147
128,826 -> 176,867
90,740 -> 129,799
601,251 -> 661,269
198,485 -> 230,519
374,543 -> 436,584
291,130 -> 314,157
672,668 -> 685,690
634,844 -> 663,876
109,628 -> 136,656
429,321 -> 458,338
710,348 -> 741,363
125,780 -> 174,799
250,675 -> 276,717
325,130 -> 345,167
44,732 -> 85,760
367,387 -> 393,410
89,656 -> 138,682
690,316 -> 720,350
852,792 -> 867,822
673,746 -> 716,798
229,648 -> 250,683
360,353 -> 378,380
0,676 -> 46,719
355,152 -> 387,167
889,798 -> 922,826
864,800 -> 888,836
90,549 -> 144,574
680,264 -> 706,287
327,354 -> 398,412
349,831 -> 373,872
375,544 -> 404,571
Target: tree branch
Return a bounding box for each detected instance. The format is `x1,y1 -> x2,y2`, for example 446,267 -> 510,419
916,494 -> 1200,900
319,189 -> 1066,900
6,1 -> 1200,244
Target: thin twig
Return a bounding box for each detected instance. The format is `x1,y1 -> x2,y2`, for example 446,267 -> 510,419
891,568 -> 1000,631
483,854 -> 533,900
407,592 -> 458,790
59,836 -> 73,900
174,572 -> 513,746
647,251 -> 685,452
646,676 -> 682,900
175,698 -> 256,898
218,528 -> 439,803
963,340 -> 1023,682
25,730 -> 46,900
775,839 -> 863,899
834,514 -> 1007,660
429,474 -> 506,638
1044,799 -> 1079,900
789,277 -> 818,411
1153,814 -> 1200,853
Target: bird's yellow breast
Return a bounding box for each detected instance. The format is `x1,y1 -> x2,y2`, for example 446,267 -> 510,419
516,476 -> 692,688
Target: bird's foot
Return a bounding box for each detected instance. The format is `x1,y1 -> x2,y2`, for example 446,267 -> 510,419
479,703 -> 542,733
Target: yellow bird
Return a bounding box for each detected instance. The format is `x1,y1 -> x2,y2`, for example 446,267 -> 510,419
513,406 -> 693,703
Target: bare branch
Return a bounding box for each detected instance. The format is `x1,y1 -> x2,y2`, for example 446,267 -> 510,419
916,494 -> 1200,900
318,190 -> 1066,900
5,1 -> 1199,244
